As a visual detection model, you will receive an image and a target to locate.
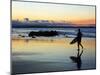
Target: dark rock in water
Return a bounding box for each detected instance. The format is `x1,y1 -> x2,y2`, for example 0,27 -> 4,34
32,36 -> 35,38
18,34 -> 25,37
28,31 -> 58,37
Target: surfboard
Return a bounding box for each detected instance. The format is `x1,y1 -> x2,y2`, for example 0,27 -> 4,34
70,37 -> 78,44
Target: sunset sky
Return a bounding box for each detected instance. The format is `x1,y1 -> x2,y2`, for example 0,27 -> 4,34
12,1 -> 96,25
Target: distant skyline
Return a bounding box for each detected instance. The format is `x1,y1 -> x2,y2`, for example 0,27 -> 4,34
12,1 -> 96,26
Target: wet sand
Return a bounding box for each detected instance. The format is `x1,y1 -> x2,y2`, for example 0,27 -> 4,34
12,37 -> 96,74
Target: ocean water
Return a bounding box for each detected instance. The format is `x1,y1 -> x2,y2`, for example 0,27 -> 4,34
12,27 -> 96,74
12,27 -> 96,38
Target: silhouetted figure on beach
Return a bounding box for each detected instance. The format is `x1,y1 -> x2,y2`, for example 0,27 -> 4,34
70,29 -> 84,70
70,29 -> 83,50
77,29 -> 83,50
70,49 -> 83,70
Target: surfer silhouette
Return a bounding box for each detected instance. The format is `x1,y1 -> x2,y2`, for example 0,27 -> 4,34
70,29 -> 83,50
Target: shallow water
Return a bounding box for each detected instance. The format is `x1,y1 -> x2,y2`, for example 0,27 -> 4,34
12,37 -> 96,74
12,27 -> 96,38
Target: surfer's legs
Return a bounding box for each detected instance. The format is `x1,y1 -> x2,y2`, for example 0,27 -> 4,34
80,43 -> 83,49
77,43 -> 80,50
77,42 -> 83,50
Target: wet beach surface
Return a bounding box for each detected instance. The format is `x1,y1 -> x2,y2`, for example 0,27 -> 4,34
12,38 -> 96,74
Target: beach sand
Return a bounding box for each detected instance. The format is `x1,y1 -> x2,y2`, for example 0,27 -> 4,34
12,37 -> 96,74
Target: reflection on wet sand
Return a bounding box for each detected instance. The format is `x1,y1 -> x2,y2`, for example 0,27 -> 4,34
12,38 -> 95,52
12,38 -> 96,74
70,49 -> 83,70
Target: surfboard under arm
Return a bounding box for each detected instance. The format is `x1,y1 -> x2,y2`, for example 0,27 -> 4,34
70,37 -> 77,44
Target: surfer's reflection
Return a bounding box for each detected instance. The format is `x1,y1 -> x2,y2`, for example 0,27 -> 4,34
70,49 -> 83,70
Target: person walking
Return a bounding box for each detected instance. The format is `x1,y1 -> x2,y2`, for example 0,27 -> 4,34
70,29 -> 83,51
77,29 -> 83,50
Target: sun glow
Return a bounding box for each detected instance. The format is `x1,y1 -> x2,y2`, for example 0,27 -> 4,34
12,1 -> 95,25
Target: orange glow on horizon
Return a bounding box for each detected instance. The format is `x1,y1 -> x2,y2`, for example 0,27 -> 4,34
71,19 -> 95,25
12,1 -> 95,26
12,17 -> 95,25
